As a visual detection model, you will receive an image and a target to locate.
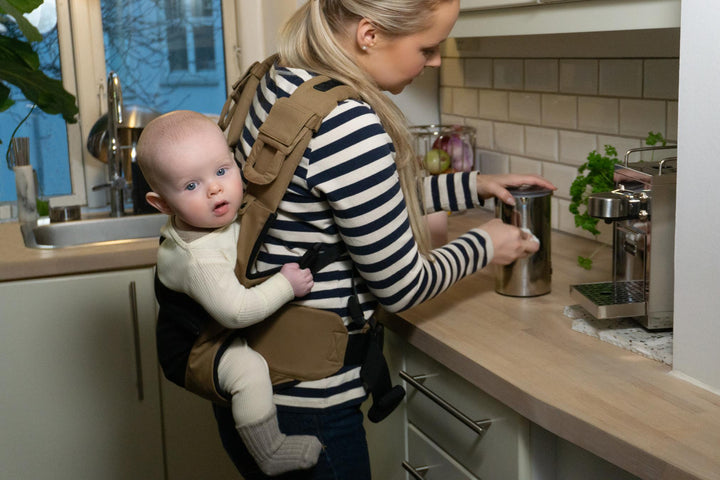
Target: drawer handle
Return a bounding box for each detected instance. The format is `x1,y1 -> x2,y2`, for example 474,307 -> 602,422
400,370 -> 492,438
129,281 -> 144,401
401,461 -> 431,479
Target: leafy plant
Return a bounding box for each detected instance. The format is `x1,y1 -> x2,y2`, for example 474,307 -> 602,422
1,0 -> 78,149
569,132 -> 667,269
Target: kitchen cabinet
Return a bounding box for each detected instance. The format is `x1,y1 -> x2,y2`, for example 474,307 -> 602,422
401,335 -> 530,479
0,268 -> 164,479
160,379 -> 240,479
0,267 -> 241,479
454,0 -> 680,37
364,329 -> 530,479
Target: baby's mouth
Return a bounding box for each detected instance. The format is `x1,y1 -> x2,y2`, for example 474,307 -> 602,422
214,200 -> 230,214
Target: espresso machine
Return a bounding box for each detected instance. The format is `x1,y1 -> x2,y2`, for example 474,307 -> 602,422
570,145 -> 677,330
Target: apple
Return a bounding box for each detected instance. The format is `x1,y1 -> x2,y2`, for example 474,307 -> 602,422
423,148 -> 451,174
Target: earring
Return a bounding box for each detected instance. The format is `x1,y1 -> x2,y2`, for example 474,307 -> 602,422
361,45 -> 368,51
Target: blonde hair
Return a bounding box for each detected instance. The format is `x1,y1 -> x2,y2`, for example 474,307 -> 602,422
279,0 -> 451,256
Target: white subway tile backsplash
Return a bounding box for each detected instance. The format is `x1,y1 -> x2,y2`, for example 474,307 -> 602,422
478,150 -> 510,175
597,135 -> 642,160
667,101 -> 678,141
541,94 -> 577,129
494,122 -> 525,154
440,87 -> 453,115
441,57 -> 464,87
525,126 -> 558,161
440,113 -> 465,126
559,59 -> 598,95
466,118 -> 494,149
599,59 -> 643,97
509,92 -> 541,125
619,99 -> 666,138
578,96 -> 619,134
644,59 -> 679,100
493,59 -> 524,90
437,49 -> 680,239
465,58 -> 493,88
559,130 -> 597,166
451,88 -> 479,117
509,156 -> 542,175
479,90 -> 509,120
542,161 -> 578,200
525,59 -> 558,92
551,197 -> 560,230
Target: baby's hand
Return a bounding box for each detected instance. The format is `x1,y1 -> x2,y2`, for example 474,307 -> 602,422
280,263 -> 314,297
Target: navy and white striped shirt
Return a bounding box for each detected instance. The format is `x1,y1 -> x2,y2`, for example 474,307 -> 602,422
239,65 -> 494,411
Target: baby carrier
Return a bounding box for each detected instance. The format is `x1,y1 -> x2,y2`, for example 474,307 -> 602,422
155,55 -> 405,423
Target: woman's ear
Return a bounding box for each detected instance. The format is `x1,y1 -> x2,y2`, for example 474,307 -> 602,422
356,18 -> 377,51
145,191 -> 173,215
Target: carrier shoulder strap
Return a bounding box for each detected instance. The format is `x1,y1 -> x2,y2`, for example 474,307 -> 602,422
217,55 -> 359,287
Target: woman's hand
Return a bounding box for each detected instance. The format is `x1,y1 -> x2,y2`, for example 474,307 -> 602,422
477,174 -> 556,206
480,218 -> 540,265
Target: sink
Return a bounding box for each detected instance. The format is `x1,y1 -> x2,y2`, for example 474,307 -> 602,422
21,213 -> 168,249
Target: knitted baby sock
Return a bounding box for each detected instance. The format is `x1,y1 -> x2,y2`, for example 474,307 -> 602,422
237,409 -> 322,476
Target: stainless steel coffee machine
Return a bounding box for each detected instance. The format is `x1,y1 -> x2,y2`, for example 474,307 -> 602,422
570,146 -> 677,330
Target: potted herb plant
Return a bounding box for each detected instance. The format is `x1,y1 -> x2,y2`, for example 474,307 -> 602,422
569,132 -> 666,269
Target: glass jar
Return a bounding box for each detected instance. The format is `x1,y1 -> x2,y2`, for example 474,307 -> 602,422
410,124 -> 477,175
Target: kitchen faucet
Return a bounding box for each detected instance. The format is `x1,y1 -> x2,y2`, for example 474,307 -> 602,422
93,72 -> 127,217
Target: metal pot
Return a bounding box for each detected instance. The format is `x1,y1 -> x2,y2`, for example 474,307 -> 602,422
495,185 -> 553,297
86,105 -> 161,163
86,105 -> 161,214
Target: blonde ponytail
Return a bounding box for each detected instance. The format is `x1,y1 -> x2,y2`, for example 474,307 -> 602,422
278,0 -> 450,256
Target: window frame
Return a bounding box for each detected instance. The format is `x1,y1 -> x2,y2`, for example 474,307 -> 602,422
54,0 -> 239,208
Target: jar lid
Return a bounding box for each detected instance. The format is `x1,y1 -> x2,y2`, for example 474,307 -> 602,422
507,184 -> 553,198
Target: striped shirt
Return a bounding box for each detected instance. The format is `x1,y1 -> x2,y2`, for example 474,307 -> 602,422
238,64 -> 494,411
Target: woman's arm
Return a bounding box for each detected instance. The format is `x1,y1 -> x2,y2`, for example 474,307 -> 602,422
307,102 -> 492,313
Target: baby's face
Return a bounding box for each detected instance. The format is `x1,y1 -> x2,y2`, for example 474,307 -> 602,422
155,130 -> 242,230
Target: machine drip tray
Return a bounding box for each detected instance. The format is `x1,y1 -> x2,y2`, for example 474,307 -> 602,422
570,281 -> 646,319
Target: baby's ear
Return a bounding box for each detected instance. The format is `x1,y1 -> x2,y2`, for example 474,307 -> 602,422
145,191 -> 172,215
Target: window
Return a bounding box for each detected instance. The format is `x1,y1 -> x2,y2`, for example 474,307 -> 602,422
0,3 -> 73,203
0,0 -> 236,213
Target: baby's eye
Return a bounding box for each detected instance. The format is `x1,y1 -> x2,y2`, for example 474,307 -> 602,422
185,182 -> 197,191
217,167 -> 226,176
422,46 -> 438,58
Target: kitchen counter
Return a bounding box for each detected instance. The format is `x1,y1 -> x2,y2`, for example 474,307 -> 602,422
380,210 -> 720,480
3,211 -> 720,479
0,220 -> 158,281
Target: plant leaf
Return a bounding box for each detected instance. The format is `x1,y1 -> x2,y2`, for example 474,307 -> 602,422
0,45 -> 78,123
0,35 -> 40,70
0,81 -> 13,112
577,256 -> 593,270
0,0 -> 44,42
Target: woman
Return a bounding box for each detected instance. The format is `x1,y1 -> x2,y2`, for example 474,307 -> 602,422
214,0 -> 556,478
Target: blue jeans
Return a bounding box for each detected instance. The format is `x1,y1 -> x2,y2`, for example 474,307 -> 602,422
213,403 -> 372,479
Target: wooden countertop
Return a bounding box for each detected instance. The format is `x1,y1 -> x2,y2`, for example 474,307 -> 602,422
4,211 -> 720,479
0,220 -> 158,281
381,210 -> 720,480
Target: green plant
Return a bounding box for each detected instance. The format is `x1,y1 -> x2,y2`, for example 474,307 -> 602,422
569,132 -> 667,269
1,0 -> 78,150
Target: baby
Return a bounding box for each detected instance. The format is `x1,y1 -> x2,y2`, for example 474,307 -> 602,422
136,110 -> 322,475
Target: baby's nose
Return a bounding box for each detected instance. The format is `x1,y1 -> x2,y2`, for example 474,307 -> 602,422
208,182 -> 223,195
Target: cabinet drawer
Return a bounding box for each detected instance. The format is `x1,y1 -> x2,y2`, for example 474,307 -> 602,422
403,345 -> 530,479
406,423 -> 478,480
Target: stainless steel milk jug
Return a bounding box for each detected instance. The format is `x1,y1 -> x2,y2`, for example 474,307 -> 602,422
495,185 -> 552,297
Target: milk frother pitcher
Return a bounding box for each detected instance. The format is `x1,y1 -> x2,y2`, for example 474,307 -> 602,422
495,185 -> 552,297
